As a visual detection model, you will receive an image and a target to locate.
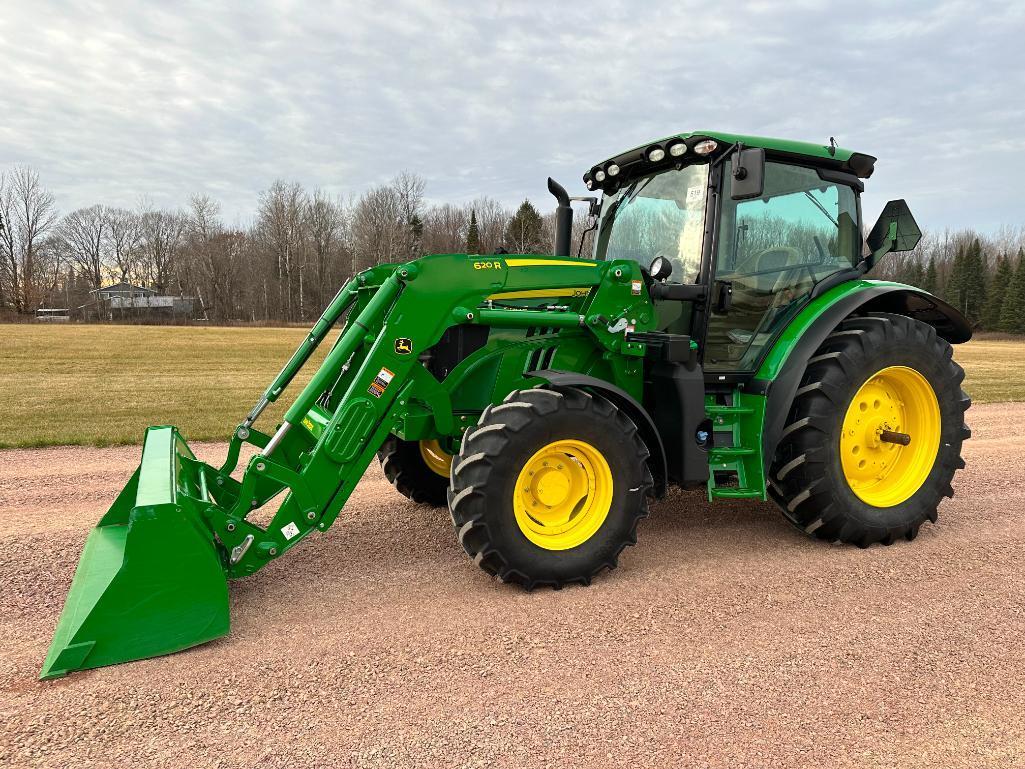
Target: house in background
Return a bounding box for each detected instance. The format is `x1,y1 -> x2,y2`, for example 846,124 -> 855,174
78,282 -> 195,321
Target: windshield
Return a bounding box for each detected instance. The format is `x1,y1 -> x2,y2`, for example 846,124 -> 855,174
593,164 -> 709,284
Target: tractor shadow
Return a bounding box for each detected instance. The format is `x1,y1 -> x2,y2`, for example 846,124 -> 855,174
224,475 -> 817,621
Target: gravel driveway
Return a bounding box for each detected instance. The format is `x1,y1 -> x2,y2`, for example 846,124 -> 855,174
1,403 -> 1023,768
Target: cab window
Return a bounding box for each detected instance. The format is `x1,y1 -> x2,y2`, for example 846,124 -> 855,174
705,161 -> 860,371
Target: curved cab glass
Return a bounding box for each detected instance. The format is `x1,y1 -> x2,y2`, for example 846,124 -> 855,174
593,164 -> 710,285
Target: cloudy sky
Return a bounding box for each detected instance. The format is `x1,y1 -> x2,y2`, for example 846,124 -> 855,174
1,1 -> 1022,232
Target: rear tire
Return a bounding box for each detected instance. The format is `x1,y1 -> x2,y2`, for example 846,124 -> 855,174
378,437 -> 451,507
770,313 -> 970,546
449,387 -> 652,589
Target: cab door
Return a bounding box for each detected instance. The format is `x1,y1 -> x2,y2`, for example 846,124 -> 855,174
704,160 -> 862,372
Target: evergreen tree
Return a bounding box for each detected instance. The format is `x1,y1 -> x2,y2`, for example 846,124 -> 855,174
504,200 -> 545,253
999,249 -> 1025,333
906,257 -> 925,288
944,242 -> 966,306
921,256 -> 939,295
946,238 -> 988,326
983,253 -> 1013,330
408,213 -> 424,257
466,209 -> 481,254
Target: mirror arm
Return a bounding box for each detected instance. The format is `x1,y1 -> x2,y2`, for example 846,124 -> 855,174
733,142 -> 748,180
859,221 -> 899,273
710,141 -> 741,169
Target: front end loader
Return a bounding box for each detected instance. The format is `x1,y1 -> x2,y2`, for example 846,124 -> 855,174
42,132 -> 972,679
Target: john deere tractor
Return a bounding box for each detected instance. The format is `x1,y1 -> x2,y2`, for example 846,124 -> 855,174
42,131 -> 971,679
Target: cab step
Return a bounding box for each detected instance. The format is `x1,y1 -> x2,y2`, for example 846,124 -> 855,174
705,388 -> 767,502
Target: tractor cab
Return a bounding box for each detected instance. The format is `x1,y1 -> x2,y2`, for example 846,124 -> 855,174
584,132 -> 903,376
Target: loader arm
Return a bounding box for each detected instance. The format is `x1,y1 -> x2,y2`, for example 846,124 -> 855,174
208,253 -> 652,578
42,252 -> 654,677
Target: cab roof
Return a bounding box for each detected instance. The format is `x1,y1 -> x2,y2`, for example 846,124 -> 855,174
584,130 -> 876,192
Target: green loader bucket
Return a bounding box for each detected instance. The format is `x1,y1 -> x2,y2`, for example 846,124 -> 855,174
40,426 -> 230,679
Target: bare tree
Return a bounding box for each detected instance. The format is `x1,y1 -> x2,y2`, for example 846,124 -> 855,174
305,190 -> 347,313
467,196 -> 509,254
349,183 -> 406,270
106,207 -> 142,284
0,167 -> 60,312
393,171 -> 425,257
256,181 -> 308,320
59,205 -> 109,290
420,203 -> 467,254
136,200 -> 185,294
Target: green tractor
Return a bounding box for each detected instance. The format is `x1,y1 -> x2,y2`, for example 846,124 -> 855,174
42,131 -> 971,679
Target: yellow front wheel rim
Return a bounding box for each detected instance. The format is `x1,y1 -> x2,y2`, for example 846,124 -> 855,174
419,440 -> 453,477
513,439 -> 614,550
840,366 -> 941,507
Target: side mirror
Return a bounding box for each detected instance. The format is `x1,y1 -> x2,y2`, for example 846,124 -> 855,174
730,147 -> 765,200
866,199 -> 922,255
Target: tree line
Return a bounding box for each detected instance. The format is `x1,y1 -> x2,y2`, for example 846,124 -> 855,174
0,167 -> 585,323
2,162 -> 1024,332
868,227 -> 1025,333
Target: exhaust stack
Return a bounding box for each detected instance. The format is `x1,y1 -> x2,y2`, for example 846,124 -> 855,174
547,177 -> 573,257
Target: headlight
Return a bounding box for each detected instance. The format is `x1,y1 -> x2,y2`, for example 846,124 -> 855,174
585,179 -> 594,190
693,139 -> 718,156
647,147 -> 665,162
607,163 -> 620,177
668,141 -> 687,157
595,169 -> 606,182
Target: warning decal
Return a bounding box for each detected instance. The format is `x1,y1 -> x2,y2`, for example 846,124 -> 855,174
368,367 -> 395,398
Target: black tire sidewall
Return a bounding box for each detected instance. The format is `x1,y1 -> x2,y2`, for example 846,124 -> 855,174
379,437 -> 450,506
818,325 -> 964,530
477,399 -> 647,582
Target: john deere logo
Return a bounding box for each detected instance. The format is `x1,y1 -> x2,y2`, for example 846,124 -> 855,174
394,338 -> 413,355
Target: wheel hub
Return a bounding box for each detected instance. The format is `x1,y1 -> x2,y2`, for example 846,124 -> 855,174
513,439 -> 614,550
840,366 -> 941,508
419,439 -> 453,477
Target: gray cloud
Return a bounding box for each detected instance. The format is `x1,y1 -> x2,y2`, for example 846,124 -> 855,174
1,0 -> 1022,232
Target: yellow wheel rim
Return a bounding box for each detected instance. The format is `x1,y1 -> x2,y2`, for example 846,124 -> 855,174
512,439 -> 614,551
419,439 -> 453,477
840,366 -> 941,508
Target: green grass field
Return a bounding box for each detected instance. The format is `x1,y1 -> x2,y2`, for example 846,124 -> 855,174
0,325 -> 328,448
1,324 -> 1022,449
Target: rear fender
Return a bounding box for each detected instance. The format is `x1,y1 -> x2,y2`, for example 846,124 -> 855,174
756,282 -> 971,471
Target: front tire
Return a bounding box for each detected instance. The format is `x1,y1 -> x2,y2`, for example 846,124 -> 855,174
449,387 -> 653,589
770,313 -> 970,546
378,437 -> 452,507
